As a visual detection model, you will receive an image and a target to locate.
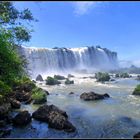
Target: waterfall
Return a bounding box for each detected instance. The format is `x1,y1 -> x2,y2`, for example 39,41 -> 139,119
20,46 -> 119,78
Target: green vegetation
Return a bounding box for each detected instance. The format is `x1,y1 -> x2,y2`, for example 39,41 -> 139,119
46,76 -> 61,85
95,72 -> 110,82
31,88 -> 47,104
132,84 -> 140,95
0,2 -> 36,103
54,75 -> 66,80
65,78 -> 74,85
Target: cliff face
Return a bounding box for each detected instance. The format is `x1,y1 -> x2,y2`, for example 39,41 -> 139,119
20,46 -> 119,78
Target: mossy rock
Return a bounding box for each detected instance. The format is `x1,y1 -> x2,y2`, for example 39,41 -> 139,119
46,76 -> 61,85
65,79 -> 74,85
120,73 -> 130,78
95,72 -> 110,82
132,84 -> 140,95
54,75 -> 66,80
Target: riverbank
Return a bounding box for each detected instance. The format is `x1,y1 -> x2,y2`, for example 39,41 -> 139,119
2,74 -> 140,138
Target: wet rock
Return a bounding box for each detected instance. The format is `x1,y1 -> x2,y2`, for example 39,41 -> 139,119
33,97 -> 46,105
25,97 -> 33,104
0,103 -> 11,120
110,79 -> 115,81
9,98 -> 21,109
65,79 -> 74,85
14,83 -> 35,93
54,75 -> 66,80
13,110 -> 31,126
80,92 -> 110,101
133,132 -> 140,138
32,104 -> 76,132
43,90 -> 50,95
68,74 -> 74,78
36,74 -> 43,81
69,92 -> 74,95
104,93 -> 110,98
48,111 -> 76,132
15,92 -> 31,102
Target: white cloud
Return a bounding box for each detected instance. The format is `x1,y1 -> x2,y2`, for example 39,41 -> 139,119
73,1 -> 100,16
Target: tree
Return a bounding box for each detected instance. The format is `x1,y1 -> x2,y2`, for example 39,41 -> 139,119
0,1 -> 37,44
0,2 -> 36,89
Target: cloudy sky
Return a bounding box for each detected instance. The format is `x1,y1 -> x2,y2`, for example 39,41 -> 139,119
14,1 -> 140,66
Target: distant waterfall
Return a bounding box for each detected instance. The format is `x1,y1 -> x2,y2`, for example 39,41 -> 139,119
20,46 -> 119,78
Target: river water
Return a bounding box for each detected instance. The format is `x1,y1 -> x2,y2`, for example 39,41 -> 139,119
8,75 -> 140,138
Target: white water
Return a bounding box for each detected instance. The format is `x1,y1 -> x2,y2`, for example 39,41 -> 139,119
20,46 -> 119,78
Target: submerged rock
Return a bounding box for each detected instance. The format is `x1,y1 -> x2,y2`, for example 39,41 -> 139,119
13,110 -> 31,126
36,74 -> 43,81
32,104 -> 76,132
25,97 -> 33,104
80,92 -> 110,101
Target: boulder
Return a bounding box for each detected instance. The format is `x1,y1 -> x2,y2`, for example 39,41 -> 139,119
47,111 -> 76,132
133,132 -> 140,138
13,110 -> 31,126
0,103 -> 11,120
15,92 -> 31,102
36,74 -> 43,81
32,104 -> 75,132
80,92 -> 110,101
13,82 -> 35,93
9,98 -> 21,109
68,74 -> 74,78
25,97 -> 33,104
65,79 -> 74,85
69,92 -> 74,95
54,75 -> 66,80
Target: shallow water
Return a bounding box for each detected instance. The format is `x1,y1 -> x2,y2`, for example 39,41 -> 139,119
8,76 -> 140,138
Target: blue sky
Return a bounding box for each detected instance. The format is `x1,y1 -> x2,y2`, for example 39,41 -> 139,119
14,1 -> 140,66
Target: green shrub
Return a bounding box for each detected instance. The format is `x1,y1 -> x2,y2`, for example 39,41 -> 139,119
31,88 -> 47,104
46,76 -> 61,85
65,78 -> 74,85
0,80 -> 12,96
95,72 -> 110,82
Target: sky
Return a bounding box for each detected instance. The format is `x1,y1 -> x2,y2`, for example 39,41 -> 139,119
14,1 -> 140,66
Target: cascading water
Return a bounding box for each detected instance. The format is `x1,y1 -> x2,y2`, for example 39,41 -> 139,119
20,46 -> 119,78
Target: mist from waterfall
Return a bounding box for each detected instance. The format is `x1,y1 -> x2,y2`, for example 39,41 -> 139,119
20,46 -> 119,78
